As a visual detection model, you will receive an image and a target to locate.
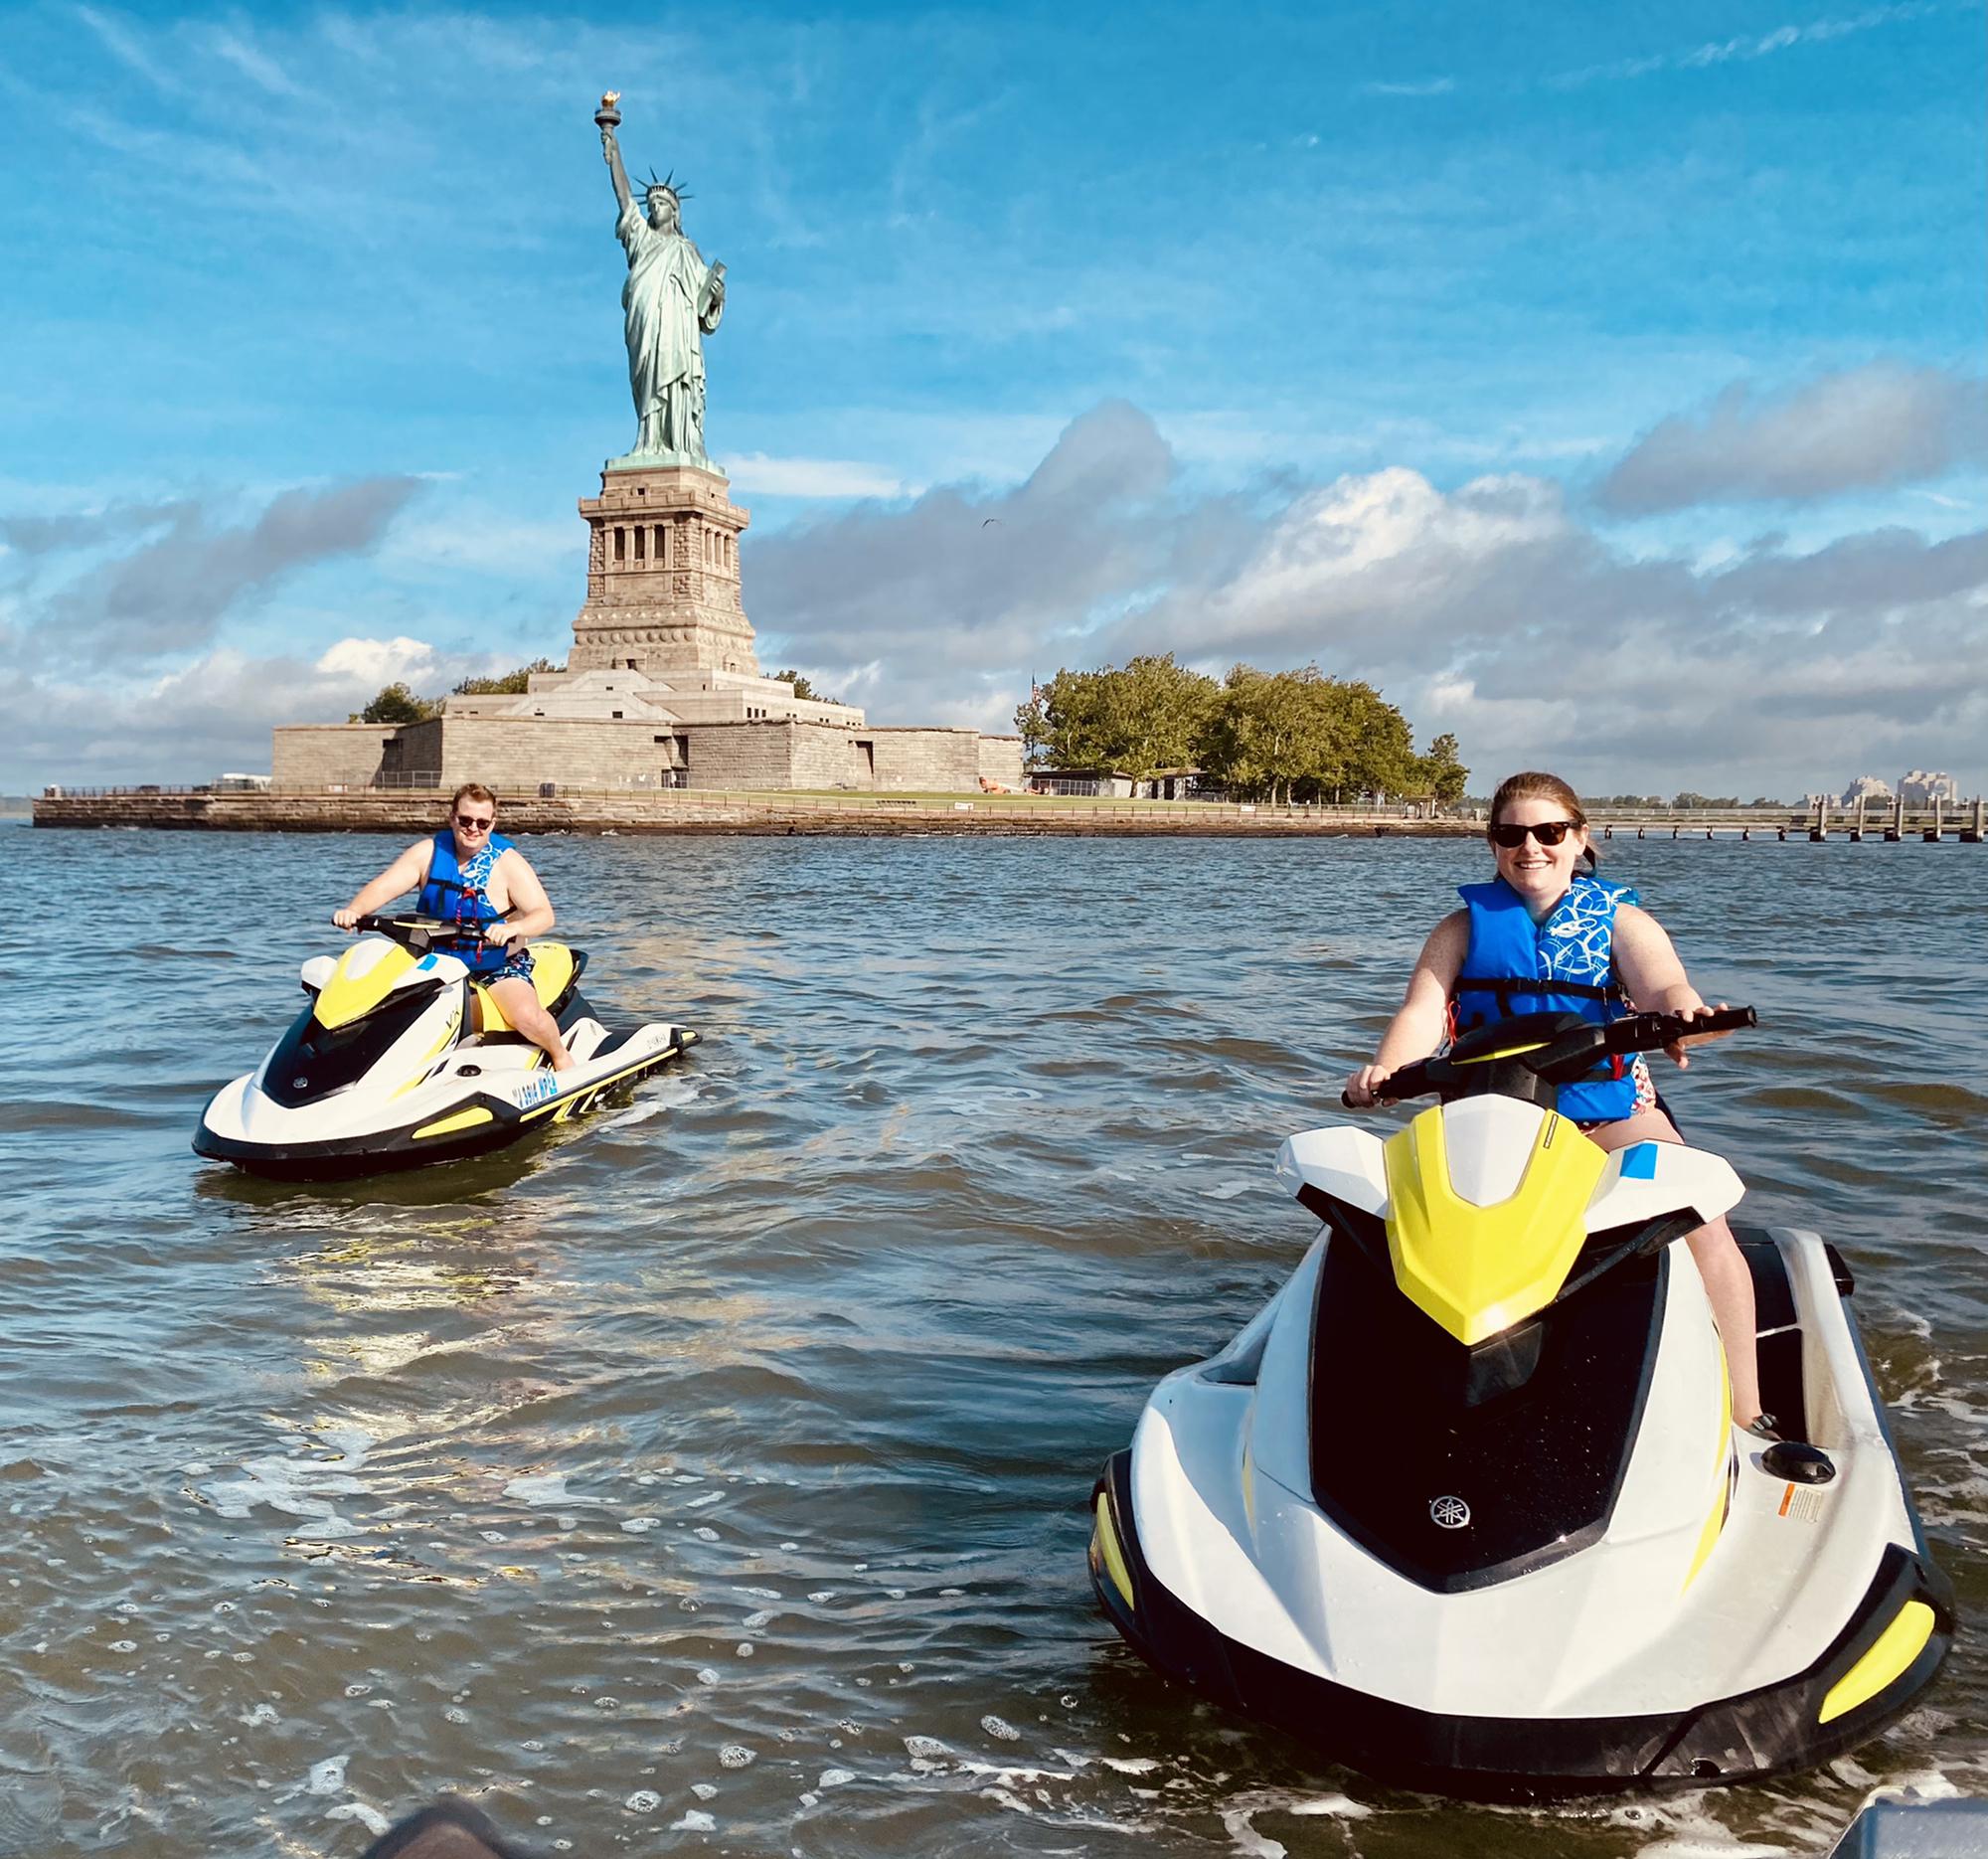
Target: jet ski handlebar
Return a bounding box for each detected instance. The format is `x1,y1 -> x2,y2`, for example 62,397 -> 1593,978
354,913 -> 483,956
1342,1006 -> 1757,1108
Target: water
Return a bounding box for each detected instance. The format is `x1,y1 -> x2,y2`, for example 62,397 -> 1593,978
0,825 -> 1982,1857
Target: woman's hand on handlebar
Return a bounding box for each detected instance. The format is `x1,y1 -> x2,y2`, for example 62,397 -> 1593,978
1662,1000 -> 1738,1070
1344,1063 -> 1396,1108
332,906 -> 360,931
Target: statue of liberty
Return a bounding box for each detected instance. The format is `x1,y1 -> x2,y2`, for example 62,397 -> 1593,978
595,95 -> 726,467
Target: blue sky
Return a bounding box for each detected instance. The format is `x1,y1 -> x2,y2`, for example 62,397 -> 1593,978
1,0 -> 1983,794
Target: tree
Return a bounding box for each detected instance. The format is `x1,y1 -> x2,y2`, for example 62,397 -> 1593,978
1097,654 -> 1220,789
452,657 -> 561,697
1197,665 -> 1416,804
1198,666 -> 1322,805
1331,679 -> 1416,798
1015,655 -> 1217,782
774,668 -> 842,705
1415,732 -> 1469,807
352,682 -> 441,724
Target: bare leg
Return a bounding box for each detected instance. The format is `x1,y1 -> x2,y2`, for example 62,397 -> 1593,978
1583,1107 -> 1763,1428
484,975 -> 575,1073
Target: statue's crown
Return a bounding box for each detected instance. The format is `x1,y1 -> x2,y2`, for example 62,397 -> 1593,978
643,167 -> 691,204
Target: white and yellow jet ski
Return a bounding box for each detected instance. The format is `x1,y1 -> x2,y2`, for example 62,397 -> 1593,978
1090,1008 -> 1951,1798
194,915 -> 698,1180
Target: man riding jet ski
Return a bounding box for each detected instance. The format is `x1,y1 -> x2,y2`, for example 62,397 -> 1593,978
192,913 -> 697,1180
1089,1008 -> 1951,1798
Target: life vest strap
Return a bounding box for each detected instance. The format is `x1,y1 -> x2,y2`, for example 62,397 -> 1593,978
1454,974 -> 1626,1004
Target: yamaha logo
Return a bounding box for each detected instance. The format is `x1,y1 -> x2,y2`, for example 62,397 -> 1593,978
1430,1495 -> 1471,1530
292,1077 -> 309,1090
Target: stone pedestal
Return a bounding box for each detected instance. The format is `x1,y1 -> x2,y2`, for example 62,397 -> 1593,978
571,463 -> 758,677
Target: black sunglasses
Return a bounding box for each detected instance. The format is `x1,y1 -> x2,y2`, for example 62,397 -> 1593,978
1489,819 -> 1576,848
453,813 -> 495,830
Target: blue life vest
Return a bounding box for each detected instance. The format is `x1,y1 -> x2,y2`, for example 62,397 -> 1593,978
1453,873 -> 1638,1123
418,828 -> 515,976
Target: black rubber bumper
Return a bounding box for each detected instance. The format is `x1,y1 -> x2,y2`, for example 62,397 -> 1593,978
1087,1448 -> 1952,1801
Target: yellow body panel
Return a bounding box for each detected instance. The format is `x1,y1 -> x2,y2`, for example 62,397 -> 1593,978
413,1106 -> 495,1140
473,942 -> 577,1033
391,1012 -> 463,1099
1818,1601 -> 1936,1724
1383,1105 -> 1608,1345
1681,1345 -> 1734,1593
315,942 -> 417,1031
1091,1494 -> 1136,1610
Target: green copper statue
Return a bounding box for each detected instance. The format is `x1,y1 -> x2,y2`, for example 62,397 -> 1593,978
596,93 -> 727,469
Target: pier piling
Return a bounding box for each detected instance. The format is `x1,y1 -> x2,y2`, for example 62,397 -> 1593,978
1886,795 -> 1904,842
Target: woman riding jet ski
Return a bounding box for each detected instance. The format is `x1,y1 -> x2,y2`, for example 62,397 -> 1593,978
1088,1007 -> 1952,1798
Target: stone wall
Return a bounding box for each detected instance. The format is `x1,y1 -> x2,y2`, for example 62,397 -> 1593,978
676,721 -> 799,788
977,735 -> 1024,788
274,716 -> 1022,796
439,717 -> 689,793
388,719 -> 444,780
271,725 -> 400,789
867,728 -> 983,792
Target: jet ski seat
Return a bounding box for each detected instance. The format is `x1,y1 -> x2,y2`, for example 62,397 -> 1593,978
472,942 -> 579,1033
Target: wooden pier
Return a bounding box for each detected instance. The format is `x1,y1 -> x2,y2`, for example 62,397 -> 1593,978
1597,796 -> 1983,846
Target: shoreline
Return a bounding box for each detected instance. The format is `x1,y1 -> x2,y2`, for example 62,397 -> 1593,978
32,789 -> 1476,838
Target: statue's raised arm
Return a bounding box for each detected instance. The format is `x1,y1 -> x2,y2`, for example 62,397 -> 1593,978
593,93 -> 724,469
596,92 -> 632,215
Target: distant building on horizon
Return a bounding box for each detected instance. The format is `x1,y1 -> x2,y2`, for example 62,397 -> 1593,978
1840,774 -> 1893,806
1899,769 -> 1959,806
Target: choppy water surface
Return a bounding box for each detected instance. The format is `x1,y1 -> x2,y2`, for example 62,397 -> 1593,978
1,827 -> 1983,1857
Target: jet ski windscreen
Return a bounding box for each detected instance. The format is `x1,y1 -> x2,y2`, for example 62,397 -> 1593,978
1307,1226 -> 1666,1592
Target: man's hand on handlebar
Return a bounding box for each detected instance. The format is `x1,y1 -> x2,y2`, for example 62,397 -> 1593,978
332,907 -> 361,931
1661,1000 -> 1739,1070
1343,1063 -> 1399,1108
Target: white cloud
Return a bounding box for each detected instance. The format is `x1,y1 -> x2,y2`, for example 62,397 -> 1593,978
383,514 -> 573,578
309,635 -> 446,687
1598,365 -> 1988,512
724,453 -> 917,500
1548,1 -> 1944,87
3,634 -> 502,786
750,402 -> 1987,796
1362,78 -> 1457,97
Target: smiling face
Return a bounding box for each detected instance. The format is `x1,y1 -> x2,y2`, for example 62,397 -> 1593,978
1489,791 -> 1587,914
450,800 -> 496,860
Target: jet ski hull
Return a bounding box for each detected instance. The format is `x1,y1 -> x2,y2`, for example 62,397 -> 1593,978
1090,1445 -> 1952,1800
1090,1215 -> 1953,1799
194,1028 -> 698,1181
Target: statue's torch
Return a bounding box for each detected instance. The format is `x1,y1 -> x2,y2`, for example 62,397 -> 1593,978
594,90 -> 621,131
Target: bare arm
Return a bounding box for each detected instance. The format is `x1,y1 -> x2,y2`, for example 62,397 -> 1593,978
482,850 -> 556,945
603,123 -> 632,216
1612,904 -> 1732,1067
332,840 -> 431,930
1345,912 -> 1468,1105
